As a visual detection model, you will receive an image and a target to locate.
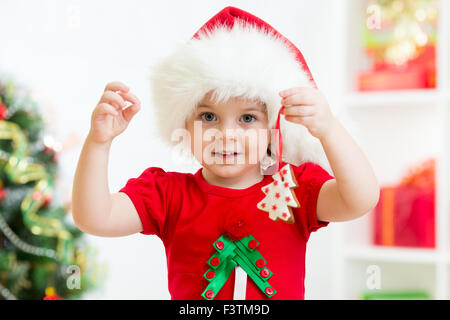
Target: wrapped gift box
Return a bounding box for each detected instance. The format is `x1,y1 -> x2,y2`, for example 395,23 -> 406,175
358,66 -> 427,91
358,44 -> 436,91
373,159 -> 435,248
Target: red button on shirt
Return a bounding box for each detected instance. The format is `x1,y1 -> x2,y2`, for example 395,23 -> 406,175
248,240 -> 258,249
210,257 -> 220,267
205,290 -> 214,299
265,287 -> 274,295
256,259 -> 265,268
215,241 -> 224,250
260,268 -> 269,278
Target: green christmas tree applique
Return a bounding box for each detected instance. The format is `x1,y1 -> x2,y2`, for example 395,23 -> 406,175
201,234 -> 276,300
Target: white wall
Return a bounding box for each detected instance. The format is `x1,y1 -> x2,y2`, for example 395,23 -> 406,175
0,0 -> 337,299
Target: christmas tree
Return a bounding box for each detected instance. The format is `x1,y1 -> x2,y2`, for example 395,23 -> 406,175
0,75 -> 104,300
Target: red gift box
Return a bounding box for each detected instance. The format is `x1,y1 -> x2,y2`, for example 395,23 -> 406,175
358,44 -> 436,91
358,66 -> 427,91
373,159 -> 435,248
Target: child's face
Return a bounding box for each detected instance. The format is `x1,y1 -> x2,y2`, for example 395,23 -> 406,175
185,91 -> 270,179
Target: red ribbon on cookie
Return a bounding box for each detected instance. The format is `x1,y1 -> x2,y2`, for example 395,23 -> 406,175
275,105 -> 285,170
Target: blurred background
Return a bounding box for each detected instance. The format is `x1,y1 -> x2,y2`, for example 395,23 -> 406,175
0,0 -> 448,300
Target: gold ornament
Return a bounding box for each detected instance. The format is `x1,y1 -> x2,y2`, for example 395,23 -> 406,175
0,120 -> 74,264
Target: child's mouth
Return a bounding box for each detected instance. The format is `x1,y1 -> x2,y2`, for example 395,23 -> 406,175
212,152 -> 241,160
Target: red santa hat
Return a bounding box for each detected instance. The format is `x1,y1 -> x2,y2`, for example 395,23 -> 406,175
149,6 -> 330,171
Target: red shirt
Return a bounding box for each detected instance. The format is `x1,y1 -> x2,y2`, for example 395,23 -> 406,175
118,161 -> 334,300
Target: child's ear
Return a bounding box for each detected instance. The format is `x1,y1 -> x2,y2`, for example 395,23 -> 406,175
266,129 -> 272,156
265,130 -> 271,154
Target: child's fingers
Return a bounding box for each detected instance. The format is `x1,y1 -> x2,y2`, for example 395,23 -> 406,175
117,91 -> 141,107
96,102 -> 119,117
122,103 -> 141,122
281,92 -> 317,106
279,87 -> 301,97
279,86 -> 313,97
284,114 -> 313,127
104,81 -> 130,94
99,91 -> 126,109
282,105 -> 315,117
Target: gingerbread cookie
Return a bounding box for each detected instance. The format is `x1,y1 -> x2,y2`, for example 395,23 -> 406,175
256,163 -> 300,224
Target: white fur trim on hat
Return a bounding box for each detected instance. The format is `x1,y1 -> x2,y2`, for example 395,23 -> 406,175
149,20 -> 331,172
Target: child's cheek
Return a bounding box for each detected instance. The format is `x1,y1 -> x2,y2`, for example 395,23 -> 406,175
243,129 -> 268,165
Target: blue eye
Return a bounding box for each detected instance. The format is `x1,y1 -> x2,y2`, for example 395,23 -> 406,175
199,113 -> 256,123
200,112 -> 216,122
241,114 -> 257,123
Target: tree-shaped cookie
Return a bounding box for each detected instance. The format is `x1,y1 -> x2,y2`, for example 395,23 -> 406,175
256,163 -> 300,223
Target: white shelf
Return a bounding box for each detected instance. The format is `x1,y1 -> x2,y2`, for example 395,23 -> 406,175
331,0 -> 450,300
343,245 -> 440,264
344,89 -> 443,108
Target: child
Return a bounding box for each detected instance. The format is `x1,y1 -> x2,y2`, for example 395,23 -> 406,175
72,6 -> 380,300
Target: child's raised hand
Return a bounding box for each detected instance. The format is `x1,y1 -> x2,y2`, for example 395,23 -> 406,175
89,81 -> 141,144
279,87 -> 335,140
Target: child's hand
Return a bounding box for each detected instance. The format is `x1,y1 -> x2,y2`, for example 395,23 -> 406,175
89,81 -> 141,144
279,87 -> 335,140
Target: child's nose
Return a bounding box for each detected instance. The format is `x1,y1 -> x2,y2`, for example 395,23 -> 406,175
218,119 -> 238,134
219,130 -> 238,143
217,124 -> 239,143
